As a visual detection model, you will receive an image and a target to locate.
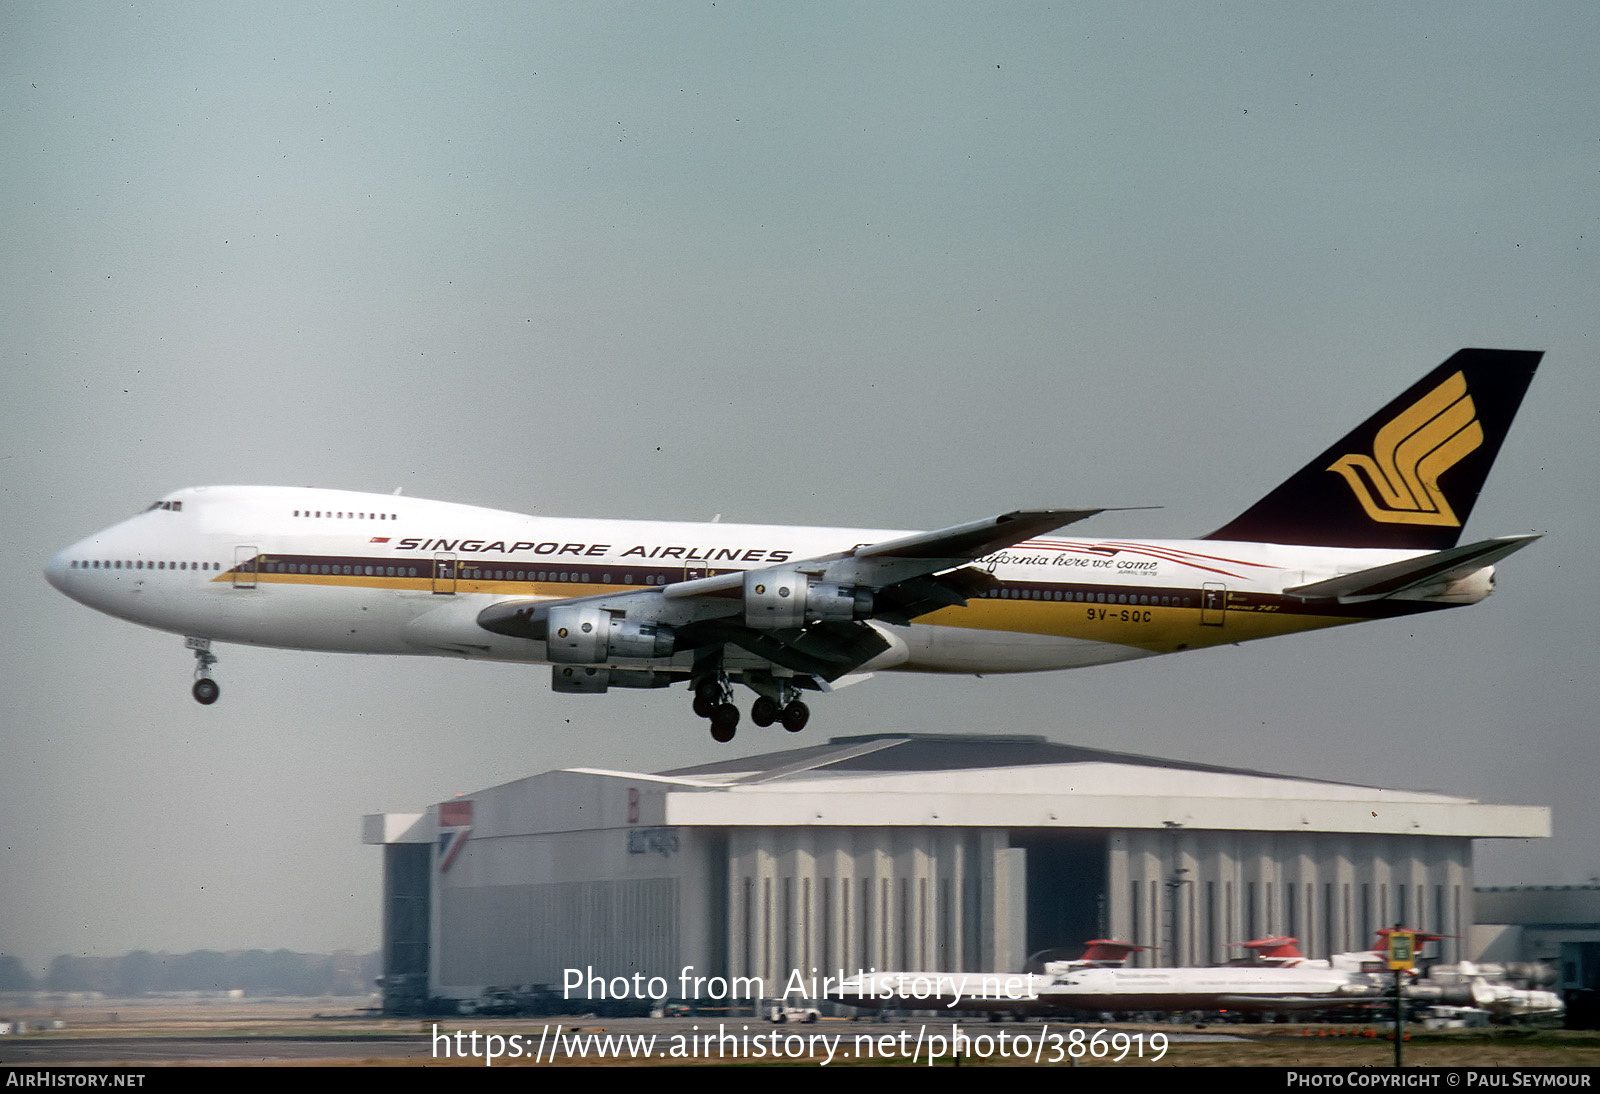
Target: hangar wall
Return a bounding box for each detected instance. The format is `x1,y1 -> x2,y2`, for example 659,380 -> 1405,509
726,826 -> 1025,987
367,734 -> 1542,1006
430,825 -> 724,996
1109,829 -> 1473,966
440,877 -> 680,988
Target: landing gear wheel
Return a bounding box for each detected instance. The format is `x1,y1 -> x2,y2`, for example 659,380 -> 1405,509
751,696 -> 779,727
779,700 -> 810,733
709,704 -> 739,743
693,678 -> 725,719
186,638 -> 220,705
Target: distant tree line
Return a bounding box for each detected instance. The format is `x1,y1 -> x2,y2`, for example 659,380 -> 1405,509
0,950 -> 379,997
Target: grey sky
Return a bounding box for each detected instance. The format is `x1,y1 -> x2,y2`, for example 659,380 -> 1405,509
3,2 -> 1596,972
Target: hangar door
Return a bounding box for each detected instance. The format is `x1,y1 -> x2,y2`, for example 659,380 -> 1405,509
1010,831 -> 1108,962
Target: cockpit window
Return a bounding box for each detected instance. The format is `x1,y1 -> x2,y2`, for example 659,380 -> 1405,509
146,500 -> 183,512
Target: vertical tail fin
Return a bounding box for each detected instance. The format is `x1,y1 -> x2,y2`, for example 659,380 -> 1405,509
1205,349 -> 1541,550
1079,939 -> 1146,965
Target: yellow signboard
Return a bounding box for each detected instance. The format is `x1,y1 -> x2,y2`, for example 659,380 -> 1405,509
1386,929 -> 1416,971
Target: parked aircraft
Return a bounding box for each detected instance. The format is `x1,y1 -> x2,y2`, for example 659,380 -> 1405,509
828,932 -> 1564,1021
44,349 -> 1541,742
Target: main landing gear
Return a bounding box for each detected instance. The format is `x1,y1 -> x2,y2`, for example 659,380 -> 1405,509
693,677 -> 741,744
751,695 -> 810,733
690,652 -> 811,743
690,647 -> 739,741
186,637 -> 220,705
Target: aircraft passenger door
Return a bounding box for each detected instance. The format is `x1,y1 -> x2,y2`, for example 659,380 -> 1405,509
1200,582 -> 1226,626
432,553 -> 457,595
232,546 -> 258,589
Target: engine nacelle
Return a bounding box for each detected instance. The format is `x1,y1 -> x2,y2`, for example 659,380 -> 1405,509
552,666 -> 674,694
743,568 -> 873,629
545,604 -> 676,664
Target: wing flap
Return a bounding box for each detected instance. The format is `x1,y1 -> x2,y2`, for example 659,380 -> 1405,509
721,621 -> 893,681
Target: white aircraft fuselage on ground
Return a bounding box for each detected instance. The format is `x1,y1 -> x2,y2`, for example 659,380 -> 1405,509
828,959 -> 1562,1020
44,349 -> 1543,742
828,934 -> 1565,1020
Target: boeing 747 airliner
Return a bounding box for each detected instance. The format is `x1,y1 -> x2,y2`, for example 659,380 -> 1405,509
45,349 -> 1541,742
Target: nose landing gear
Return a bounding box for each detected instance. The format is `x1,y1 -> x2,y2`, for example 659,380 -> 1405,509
186,637 -> 220,705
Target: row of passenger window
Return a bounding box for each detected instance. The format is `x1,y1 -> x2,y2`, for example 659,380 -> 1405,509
985,587 -> 1192,608
263,562 -> 419,577
460,568 -> 668,585
71,559 -> 218,571
68,556 -> 1200,610
258,562 -> 669,584
292,510 -> 398,520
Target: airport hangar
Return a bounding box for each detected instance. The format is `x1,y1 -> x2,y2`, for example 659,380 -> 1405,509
363,733 -> 1548,1010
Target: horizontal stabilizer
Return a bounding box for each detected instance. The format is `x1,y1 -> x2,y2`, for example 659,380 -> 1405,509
1284,535 -> 1540,604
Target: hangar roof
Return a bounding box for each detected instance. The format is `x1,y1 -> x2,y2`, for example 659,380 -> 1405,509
662,733 -> 1358,782
600,734 -> 1546,839
366,734 -> 1550,842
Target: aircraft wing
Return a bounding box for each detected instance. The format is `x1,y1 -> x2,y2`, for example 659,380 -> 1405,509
477,508 -> 1104,678
849,508 -> 1108,560
1283,534 -> 1540,604
659,508 -> 1106,599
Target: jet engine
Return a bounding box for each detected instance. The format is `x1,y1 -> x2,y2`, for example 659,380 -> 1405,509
552,666 -> 675,694
743,567 -> 873,629
545,604 -> 676,664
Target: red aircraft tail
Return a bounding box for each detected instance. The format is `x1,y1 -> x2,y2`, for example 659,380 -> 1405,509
1079,939 -> 1146,965
1237,936 -> 1306,963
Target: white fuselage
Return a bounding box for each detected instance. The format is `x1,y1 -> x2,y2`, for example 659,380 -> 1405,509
831,956 -> 1564,1019
45,485 -> 1472,680
830,963 -> 1375,1014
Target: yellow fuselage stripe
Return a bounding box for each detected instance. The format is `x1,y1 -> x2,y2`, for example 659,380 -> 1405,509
228,572 -> 1360,653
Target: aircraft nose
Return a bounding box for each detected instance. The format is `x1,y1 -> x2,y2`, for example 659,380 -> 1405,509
44,547 -> 71,593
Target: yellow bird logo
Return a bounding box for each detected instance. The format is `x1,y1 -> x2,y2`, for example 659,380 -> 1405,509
1328,371 -> 1483,527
